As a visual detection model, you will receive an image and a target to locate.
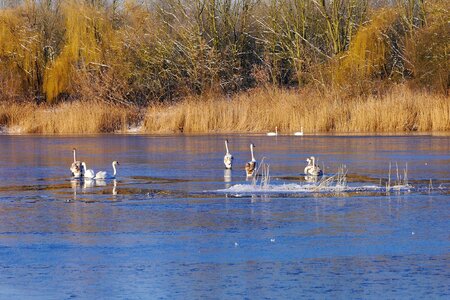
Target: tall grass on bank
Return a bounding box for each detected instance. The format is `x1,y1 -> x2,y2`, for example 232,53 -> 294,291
144,86 -> 450,133
0,101 -> 140,134
1,86 -> 448,134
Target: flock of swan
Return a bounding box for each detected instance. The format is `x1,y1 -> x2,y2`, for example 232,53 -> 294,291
70,134 -> 322,180
224,139 -> 322,177
70,148 -> 119,179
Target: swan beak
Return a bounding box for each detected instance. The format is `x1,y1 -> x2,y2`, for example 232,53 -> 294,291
117,162 -> 120,165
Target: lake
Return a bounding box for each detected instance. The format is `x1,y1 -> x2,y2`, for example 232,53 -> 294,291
0,134 -> 449,299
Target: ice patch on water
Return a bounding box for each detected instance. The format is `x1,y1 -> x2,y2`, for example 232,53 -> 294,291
217,183 -> 414,194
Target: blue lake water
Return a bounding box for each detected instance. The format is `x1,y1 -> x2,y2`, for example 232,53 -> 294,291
0,134 -> 449,299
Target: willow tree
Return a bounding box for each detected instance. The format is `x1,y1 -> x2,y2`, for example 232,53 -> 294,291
404,0 -> 449,94
0,3 -> 44,100
43,0 -> 119,102
332,9 -> 399,94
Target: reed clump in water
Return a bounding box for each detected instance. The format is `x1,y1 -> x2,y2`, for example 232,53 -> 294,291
0,101 -> 140,134
144,86 -> 450,134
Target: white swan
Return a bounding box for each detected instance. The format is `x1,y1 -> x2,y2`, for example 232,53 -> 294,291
81,162 -> 95,179
95,161 -> 119,179
70,148 -> 84,178
267,126 -> 278,136
294,127 -> 304,136
305,156 -> 323,176
304,158 -> 312,174
224,139 -> 233,169
245,143 -> 257,177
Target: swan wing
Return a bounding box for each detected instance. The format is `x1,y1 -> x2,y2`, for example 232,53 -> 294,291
245,161 -> 256,175
85,169 -> 95,179
224,154 -> 233,167
304,165 -> 312,174
70,161 -> 81,173
95,171 -> 107,179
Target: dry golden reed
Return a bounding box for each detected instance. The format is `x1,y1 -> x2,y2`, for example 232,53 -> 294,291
1,86 -> 448,134
0,101 -> 139,134
144,86 -> 449,134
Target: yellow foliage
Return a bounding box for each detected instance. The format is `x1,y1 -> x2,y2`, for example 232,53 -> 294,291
44,0 -> 119,102
333,9 -> 398,90
405,1 -> 449,94
0,6 -> 42,97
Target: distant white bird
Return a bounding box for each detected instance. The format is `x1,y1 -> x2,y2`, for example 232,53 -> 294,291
70,148 -> 83,178
224,139 -> 233,169
305,156 -> 323,176
267,126 -> 278,136
81,162 -> 95,179
245,143 -> 257,177
294,127 -> 304,136
96,161 -> 120,179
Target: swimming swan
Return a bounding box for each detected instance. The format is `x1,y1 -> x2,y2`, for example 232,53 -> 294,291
81,162 -> 95,179
245,143 -> 257,177
267,126 -> 278,136
305,156 -> 323,176
294,127 -> 304,136
70,148 -> 84,178
304,158 -> 312,174
224,139 -> 233,169
95,161 -> 119,179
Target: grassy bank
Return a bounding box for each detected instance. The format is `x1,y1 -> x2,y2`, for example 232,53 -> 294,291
1,87 -> 449,134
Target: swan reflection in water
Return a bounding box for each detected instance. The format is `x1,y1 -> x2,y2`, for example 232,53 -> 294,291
224,169 -> 232,188
96,179 -> 118,196
70,178 -> 118,201
83,178 -> 95,189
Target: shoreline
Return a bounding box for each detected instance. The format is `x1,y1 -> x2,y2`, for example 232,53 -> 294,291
1,125 -> 449,137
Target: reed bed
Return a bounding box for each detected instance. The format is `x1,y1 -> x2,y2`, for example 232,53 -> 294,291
0,101 -> 140,134
1,86 -> 448,134
144,86 -> 450,133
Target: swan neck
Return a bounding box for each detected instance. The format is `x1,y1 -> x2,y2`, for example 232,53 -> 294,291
250,144 -> 255,161
225,140 -> 229,154
112,162 -> 117,176
73,149 -> 76,162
